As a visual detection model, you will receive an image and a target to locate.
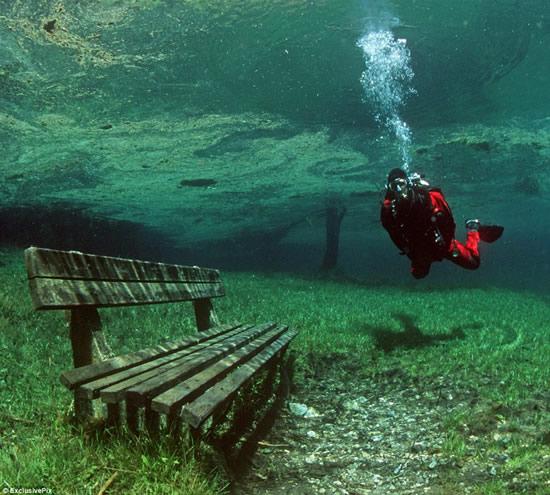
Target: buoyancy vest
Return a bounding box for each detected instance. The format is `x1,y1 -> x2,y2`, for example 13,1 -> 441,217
383,183 -> 456,261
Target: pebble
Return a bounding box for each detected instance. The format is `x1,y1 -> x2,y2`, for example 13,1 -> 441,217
288,402 -> 321,418
238,374 -> 545,494
289,402 -> 308,416
343,396 -> 368,412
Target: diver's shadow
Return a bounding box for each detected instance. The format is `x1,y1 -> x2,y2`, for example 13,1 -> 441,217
367,313 -> 475,353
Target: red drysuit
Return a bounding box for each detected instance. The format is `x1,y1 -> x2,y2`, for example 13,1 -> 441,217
381,186 -> 480,279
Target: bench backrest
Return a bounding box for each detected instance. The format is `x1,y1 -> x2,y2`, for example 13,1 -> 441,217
24,246 -> 225,310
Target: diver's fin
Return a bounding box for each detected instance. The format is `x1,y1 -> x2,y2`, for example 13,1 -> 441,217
478,225 -> 504,243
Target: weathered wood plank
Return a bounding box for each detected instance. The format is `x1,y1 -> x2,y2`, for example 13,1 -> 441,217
78,324 -> 256,399
151,325 -> 289,415
61,323 -> 243,389
104,323 -> 278,404
25,247 -> 221,283
181,329 -> 297,429
28,277 -> 225,310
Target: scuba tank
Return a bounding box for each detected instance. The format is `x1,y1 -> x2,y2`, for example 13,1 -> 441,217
407,172 -> 451,250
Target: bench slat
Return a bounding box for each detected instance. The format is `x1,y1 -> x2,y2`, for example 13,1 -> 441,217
151,325 -> 290,415
28,277 -> 225,310
182,328 -> 298,428
100,322 -> 278,404
126,327 -> 285,405
25,247 -> 220,283
77,323 -> 257,399
61,323 -> 243,389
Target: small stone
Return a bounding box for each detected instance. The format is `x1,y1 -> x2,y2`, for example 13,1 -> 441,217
288,402 -> 321,418
43,19 -> 57,33
411,441 -> 425,453
289,402 -> 308,416
179,178 -> 217,188
343,396 -> 368,411
306,430 -> 318,438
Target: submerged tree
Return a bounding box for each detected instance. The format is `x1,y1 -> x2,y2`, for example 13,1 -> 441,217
321,199 -> 347,272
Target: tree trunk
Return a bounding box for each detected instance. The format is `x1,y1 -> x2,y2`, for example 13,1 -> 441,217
321,205 -> 347,271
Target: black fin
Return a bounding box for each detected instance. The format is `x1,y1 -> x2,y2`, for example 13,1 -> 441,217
479,225 -> 504,243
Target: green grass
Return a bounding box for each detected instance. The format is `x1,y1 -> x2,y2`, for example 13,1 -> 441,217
1,247 -> 549,493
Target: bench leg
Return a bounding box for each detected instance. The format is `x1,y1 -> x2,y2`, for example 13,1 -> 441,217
106,403 -> 121,429
145,404 -> 160,438
277,348 -> 294,400
74,392 -> 94,422
126,402 -> 139,435
68,308 -> 113,422
260,358 -> 278,399
167,409 -> 181,439
190,426 -> 202,451
192,298 -> 220,331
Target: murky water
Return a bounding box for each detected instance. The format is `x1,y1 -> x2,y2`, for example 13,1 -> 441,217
0,0 -> 549,290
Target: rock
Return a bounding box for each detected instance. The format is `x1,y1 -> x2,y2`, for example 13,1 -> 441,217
288,402 -> 321,418
179,178 -> 217,187
43,19 -> 57,33
289,402 -> 308,416
305,454 -> 317,464
306,430 -> 318,438
343,396 -> 368,412
372,474 -> 383,484
495,453 -> 510,463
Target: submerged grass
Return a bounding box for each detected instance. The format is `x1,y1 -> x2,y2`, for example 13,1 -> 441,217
0,247 -> 548,493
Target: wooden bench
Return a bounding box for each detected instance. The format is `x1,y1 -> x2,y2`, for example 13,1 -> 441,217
24,246 -> 297,437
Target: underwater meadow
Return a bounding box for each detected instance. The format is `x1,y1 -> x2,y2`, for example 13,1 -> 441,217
1,247 -> 549,494
1,0 -> 550,493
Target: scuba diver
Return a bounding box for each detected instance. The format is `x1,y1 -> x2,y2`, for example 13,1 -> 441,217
381,168 -> 504,279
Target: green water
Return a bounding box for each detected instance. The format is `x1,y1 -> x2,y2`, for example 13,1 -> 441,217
1,3 -> 550,492
1,0 -> 549,287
